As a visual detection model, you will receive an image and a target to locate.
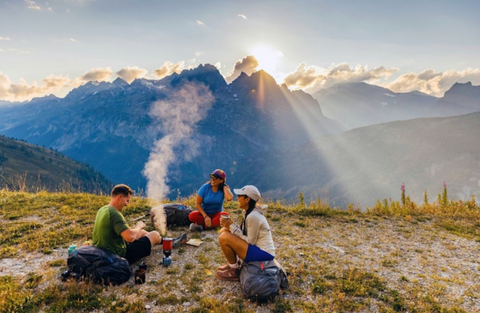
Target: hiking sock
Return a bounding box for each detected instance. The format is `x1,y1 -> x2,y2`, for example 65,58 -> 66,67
228,262 -> 239,269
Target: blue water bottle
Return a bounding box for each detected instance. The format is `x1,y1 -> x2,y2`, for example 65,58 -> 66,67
68,244 -> 77,256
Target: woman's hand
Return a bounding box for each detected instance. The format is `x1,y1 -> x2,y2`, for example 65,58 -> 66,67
220,218 -> 233,229
223,184 -> 234,201
204,216 -> 212,228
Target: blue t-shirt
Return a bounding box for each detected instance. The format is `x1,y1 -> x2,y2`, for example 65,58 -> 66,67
198,183 -> 224,214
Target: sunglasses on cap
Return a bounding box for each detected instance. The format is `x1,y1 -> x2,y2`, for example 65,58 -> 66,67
210,174 -> 221,180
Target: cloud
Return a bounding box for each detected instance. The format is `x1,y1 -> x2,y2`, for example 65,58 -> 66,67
42,75 -> 71,89
196,20 -> 205,26
26,0 -> 41,10
116,66 -> 148,83
224,55 -> 259,83
283,62 -> 398,93
385,68 -> 480,97
0,71 -> 70,101
0,67 -> 115,102
238,14 -> 247,19
0,37 -> 11,41
153,61 -> 186,79
69,38 -> 78,43
195,51 -> 204,57
78,67 -> 112,83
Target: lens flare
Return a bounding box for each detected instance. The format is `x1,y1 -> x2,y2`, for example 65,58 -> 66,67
250,46 -> 283,74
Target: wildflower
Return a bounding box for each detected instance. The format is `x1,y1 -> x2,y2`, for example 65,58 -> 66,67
442,181 -> 448,207
401,183 -> 405,191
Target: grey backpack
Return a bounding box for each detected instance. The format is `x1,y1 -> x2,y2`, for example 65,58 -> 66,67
64,245 -> 131,286
239,260 -> 289,302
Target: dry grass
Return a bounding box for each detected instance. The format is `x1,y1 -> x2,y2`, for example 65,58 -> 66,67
1,189 -> 479,312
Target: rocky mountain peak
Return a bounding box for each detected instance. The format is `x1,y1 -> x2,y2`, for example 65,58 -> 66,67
112,77 -> 129,86
65,80 -> 113,100
170,63 -> 227,92
444,82 -> 479,97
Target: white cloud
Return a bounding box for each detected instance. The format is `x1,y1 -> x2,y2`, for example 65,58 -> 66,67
77,67 -> 112,83
238,14 -> 247,19
283,62 -> 397,93
196,20 -> 205,26
42,75 -> 71,89
195,51 -> 204,57
385,68 -> 480,97
153,61 -> 186,79
116,66 -> 148,83
224,55 -> 259,83
0,66 -> 130,102
0,37 -> 11,41
69,38 -> 78,43
26,0 -> 41,10
0,71 -> 70,101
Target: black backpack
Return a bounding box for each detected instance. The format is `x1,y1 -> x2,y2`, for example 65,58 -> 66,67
162,203 -> 193,227
64,245 -> 131,286
239,260 -> 289,302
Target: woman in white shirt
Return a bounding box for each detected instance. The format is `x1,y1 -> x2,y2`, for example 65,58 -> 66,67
216,185 -> 275,281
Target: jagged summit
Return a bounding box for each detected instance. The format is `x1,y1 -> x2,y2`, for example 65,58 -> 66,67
170,63 -> 227,92
112,77 -> 129,86
229,70 -> 281,98
65,80 -> 113,100
29,94 -> 59,103
444,81 -> 478,96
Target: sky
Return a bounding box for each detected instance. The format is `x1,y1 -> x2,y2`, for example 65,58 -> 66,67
1,0 -> 480,102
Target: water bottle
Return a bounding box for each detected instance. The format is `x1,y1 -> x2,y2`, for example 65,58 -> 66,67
68,244 -> 77,256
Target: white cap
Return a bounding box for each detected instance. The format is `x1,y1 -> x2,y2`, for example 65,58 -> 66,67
234,185 -> 261,201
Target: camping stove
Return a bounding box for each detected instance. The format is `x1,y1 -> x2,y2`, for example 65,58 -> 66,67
162,237 -> 173,267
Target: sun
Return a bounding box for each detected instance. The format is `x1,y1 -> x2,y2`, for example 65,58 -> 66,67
250,46 -> 283,74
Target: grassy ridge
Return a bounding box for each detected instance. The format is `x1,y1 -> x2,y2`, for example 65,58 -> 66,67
0,135 -> 112,193
0,190 -> 479,312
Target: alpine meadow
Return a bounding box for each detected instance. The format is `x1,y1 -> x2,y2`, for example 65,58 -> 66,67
1,1 -> 480,312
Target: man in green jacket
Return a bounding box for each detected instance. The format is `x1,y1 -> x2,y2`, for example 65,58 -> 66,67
92,184 -> 161,264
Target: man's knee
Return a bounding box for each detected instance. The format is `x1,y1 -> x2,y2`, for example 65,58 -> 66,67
147,231 -> 161,245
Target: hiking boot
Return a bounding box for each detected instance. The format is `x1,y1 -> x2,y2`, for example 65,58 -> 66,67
217,264 -> 230,271
216,267 -> 239,281
173,233 -> 187,248
189,223 -> 203,232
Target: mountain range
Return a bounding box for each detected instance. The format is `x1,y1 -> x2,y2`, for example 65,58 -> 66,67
0,65 -> 479,205
313,82 -> 480,129
0,65 -> 343,197
0,134 -> 112,193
